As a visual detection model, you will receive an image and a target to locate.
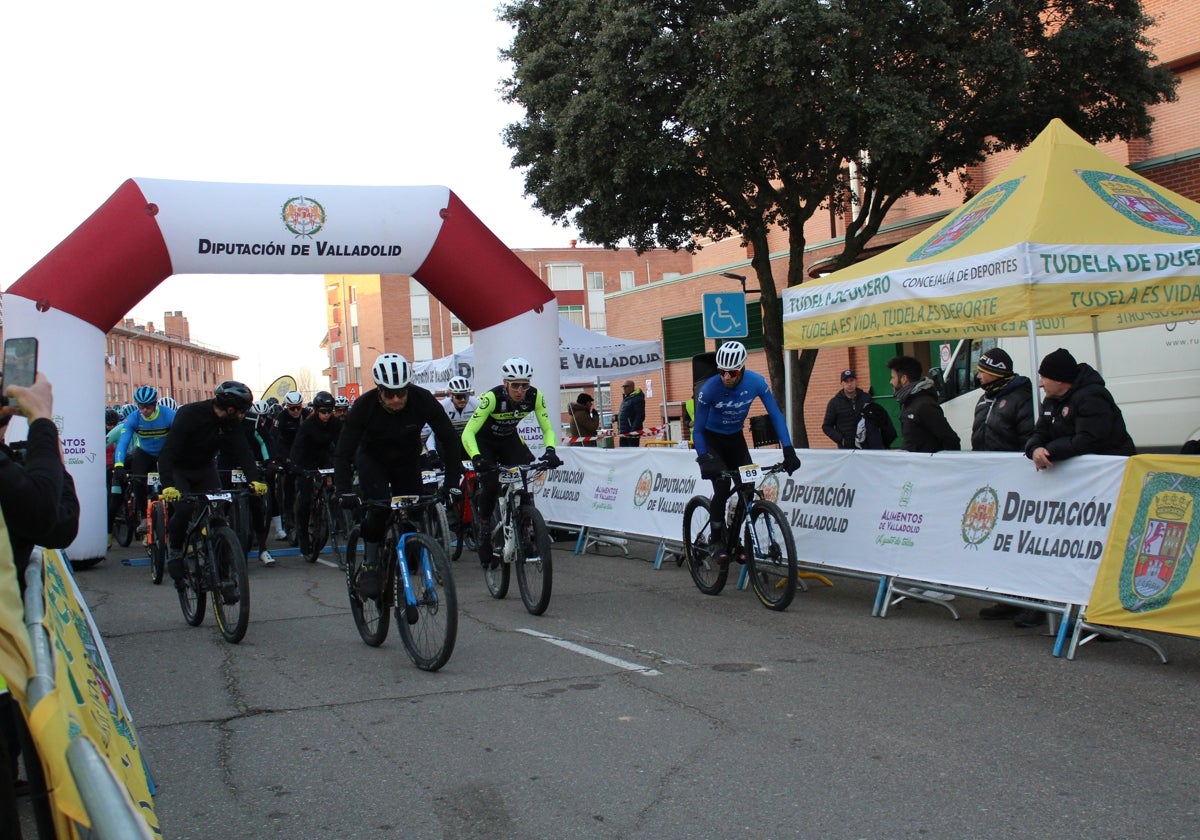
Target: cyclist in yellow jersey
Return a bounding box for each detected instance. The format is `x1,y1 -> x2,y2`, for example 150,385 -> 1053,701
460,357 -> 562,568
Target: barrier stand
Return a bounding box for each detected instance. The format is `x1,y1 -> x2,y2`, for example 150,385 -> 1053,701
653,541 -> 683,569
1065,614 -> 1168,663
573,527 -> 630,557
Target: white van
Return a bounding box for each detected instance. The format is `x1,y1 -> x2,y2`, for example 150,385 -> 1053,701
935,320 -> 1200,453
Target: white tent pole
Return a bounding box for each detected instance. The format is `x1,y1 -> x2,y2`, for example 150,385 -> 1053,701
1028,319 -> 1041,421
659,366 -> 669,440
1091,315 -> 1103,374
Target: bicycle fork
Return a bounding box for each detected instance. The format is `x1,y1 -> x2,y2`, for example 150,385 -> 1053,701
395,533 -> 438,624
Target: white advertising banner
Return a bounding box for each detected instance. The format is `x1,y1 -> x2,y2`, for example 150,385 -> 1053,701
136,179 -> 449,275
535,448 -> 1126,606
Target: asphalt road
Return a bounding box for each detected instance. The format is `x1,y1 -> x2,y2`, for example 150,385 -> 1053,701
34,534 -> 1200,838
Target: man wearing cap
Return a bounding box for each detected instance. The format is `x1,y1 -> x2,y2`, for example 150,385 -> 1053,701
970,348 -> 1035,453
971,349 -> 1039,625
568,392 -> 599,446
617,379 -> 645,447
1025,347 -> 1135,471
821,369 -> 886,449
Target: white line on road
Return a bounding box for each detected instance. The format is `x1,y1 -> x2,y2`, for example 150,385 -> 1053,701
517,628 -> 663,676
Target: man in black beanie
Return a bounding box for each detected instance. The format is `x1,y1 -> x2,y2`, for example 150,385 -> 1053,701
1025,347 -> 1136,471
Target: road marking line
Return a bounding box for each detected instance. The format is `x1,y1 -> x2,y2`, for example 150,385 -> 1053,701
517,628 -> 662,675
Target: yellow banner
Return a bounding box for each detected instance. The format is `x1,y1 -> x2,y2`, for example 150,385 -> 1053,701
1086,455 -> 1200,635
39,550 -> 160,834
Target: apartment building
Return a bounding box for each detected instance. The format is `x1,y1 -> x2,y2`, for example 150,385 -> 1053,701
104,311 -> 238,407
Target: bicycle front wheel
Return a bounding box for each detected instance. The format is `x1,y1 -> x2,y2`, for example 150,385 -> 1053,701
745,500 -> 798,611
396,532 -> 457,671
514,505 -> 553,615
423,502 -> 452,557
149,502 -> 167,585
178,544 -> 206,627
346,526 -> 390,646
683,496 -> 728,595
210,525 -> 251,643
113,487 -> 136,547
304,497 -> 329,562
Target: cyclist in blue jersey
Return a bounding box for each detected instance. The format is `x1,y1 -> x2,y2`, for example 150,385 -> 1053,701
692,341 -> 801,562
112,386 -> 177,535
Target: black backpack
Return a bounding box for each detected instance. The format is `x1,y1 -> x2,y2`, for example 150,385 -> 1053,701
861,401 -> 897,448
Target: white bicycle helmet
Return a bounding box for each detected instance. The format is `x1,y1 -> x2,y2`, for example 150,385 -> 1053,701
501,357 -> 534,381
372,353 -> 412,389
715,341 -> 748,371
447,376 -> 472,395
158,396 -> 178,410
334,396 -> 351,408
251,399 -> 271,416
283,390 -> 304,406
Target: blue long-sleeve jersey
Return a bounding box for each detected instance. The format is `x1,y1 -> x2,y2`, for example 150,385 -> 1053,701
692,370 -> 791,455
114,405 -> 177,463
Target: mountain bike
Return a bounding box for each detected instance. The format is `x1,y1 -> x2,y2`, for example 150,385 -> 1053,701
300,467 -> 349,566
475,458 -> 555,616
146,494 -> 169,585
682,462 -> 798,611
174,490 -> 252,643
344,494 -> 457,671
219,467 -> 253,553
111,472 -> 158,547
448,461 -> 479,561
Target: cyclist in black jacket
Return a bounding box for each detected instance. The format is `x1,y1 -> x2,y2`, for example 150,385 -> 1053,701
334,354 -> 460,599
291,390 -> 342,557
158,382 -> 268,585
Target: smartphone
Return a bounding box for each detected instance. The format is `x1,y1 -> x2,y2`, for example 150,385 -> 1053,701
2,337 -> 39,402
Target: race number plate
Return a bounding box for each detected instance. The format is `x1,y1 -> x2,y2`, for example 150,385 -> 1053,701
205,492 -> 232,502
147,472 -> 161,489
391,495 -> 420,509
738,464 -> 761,483
231,469 -> 247,484
499,468 -> 522,486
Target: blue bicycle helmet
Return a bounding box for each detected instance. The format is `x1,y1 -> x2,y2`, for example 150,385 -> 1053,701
133,385 -> 158,406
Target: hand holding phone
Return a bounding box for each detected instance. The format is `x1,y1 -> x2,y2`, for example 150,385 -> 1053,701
2,337 -> 49,420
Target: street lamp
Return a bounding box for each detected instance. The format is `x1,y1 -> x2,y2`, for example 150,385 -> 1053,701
720,271 -> 761,294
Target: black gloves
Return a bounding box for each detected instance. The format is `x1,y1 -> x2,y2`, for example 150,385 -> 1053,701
541,446 -> 563,470
111,466 -> 126,484
438,486 -> 462,506
696,452 -> 725,480
782,446 -> 801,475
340,492 -> 361,510
472,454 -> 494,473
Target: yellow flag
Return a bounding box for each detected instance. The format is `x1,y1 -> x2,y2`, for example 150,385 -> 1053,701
1086,455 -> 1200,635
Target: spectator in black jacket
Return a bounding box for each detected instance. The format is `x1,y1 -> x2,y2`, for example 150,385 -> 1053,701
1,373 -> 79,808
970,349 -> 1039,625
970,349 -> 1035,453
887,356 -> 960,453
822,369 -> 885,449
1025,348 -> 1135,470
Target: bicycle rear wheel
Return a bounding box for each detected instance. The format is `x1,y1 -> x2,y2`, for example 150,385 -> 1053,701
325,499 -> 346,568
515,505 -> 553,615
304,496 -> 329,562
231,494 -> 253,554
346,525 -> 390,646
210,525 -> 251,643
745,500 -> 797,611
178,544 -> 206,627
683,496 -> 728,595
423,502 -> 451,557
482,506 -> 509,599
149,502 -> 167,585
396,532 -> 457,671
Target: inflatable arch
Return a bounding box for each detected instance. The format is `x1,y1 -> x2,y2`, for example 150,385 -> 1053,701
5,178 -> 561,561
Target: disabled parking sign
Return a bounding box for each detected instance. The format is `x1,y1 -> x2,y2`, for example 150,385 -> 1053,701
702,292 -> 748,339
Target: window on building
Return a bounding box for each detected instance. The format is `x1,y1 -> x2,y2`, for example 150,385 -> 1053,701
587,271 -> 604,290
450,317 -> 469,337
620,270 -> 635,290
547,263 -> 584,291
559,305 -> 585,327
589,311 -> 606,332
662,312 -> 704,361
351,325 -> 358,344
413,317 -> 432,337
348,286 -> 357,303
662,272 -> 681,281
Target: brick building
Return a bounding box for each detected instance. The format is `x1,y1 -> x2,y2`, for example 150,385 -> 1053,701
104,311 -> 238,407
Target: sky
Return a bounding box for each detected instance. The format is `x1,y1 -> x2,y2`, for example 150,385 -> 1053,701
2,2 -> 578,397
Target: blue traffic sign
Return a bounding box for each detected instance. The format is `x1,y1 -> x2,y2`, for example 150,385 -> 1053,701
702,292 -> 748,339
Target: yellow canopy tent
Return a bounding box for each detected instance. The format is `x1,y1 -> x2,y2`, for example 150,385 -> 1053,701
782,119 -> 1200,350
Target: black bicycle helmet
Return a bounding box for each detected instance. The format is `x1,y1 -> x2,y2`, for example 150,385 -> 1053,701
214,380 -> 254,411
312,390 -> 335,410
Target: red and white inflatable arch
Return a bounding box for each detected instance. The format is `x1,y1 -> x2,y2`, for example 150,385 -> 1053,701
5,178 -> 560,560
